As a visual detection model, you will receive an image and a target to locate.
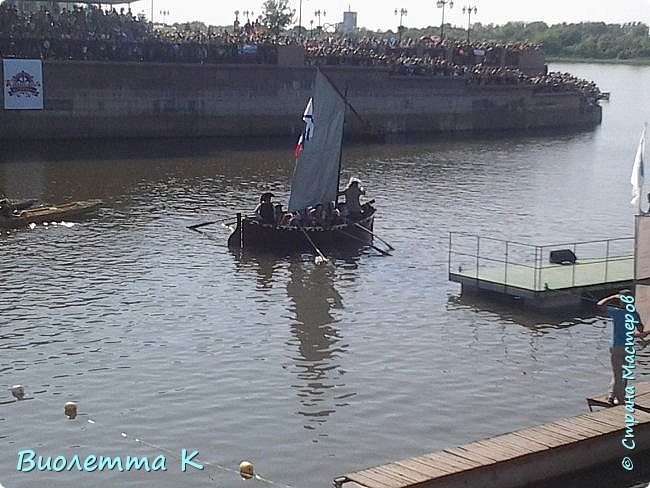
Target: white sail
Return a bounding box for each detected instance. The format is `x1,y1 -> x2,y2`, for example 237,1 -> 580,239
288,71 -> 345,212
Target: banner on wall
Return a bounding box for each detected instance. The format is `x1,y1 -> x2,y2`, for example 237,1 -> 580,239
3,59 -> 43,110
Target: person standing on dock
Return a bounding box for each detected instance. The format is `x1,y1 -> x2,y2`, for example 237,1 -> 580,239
597,291 -> 648,405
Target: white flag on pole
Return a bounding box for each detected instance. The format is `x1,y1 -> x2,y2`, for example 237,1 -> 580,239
631,125 -> 646,214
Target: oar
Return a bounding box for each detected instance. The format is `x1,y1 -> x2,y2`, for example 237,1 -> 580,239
337,229 -> 391,256
353,223 -> 395,250
300,227 -> 330,265
187,217 -> 234,231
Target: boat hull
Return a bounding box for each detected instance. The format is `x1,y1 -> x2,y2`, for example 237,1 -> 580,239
0,200 -> 101,229
228,211 -> 376,253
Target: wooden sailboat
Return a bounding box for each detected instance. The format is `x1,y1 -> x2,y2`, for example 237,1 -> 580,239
227,70 -> 379,253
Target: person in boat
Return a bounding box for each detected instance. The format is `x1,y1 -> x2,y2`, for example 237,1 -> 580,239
288,209 -> 307,227
254,192 -> 276,225
0,187 -> 9,209
0,202 -> 12,217
309,204 -> 328,227
0,194 -> 17,217
274,203 -> 284,224
278,212 -> 292,227
338,177 -> 366,222
327,201 -> 342,225
597,291 -> 648,405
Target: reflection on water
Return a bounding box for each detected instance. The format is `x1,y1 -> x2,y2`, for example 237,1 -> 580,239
447,293 -> 602,329
230,250 -> 352,430
286,259 -> 346,428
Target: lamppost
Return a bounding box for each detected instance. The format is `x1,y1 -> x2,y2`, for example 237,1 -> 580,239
436,0 -> 453,40
394,8 -> 407,44
234,9 -> 240,30
298,0 -> 303,38
243,10 -> 254,22
462,4 -> 477,43
314,9 -> 326,29
159,10 -> 169,24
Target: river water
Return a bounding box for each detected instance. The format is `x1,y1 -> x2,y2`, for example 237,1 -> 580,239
1,63 -> 649,488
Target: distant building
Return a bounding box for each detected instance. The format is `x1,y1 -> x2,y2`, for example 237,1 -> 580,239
337,10 -> 357,34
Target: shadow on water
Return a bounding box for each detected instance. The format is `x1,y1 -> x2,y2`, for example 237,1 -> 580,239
381,123 -> 598,146
1,122 -> 597,164
0,135 -> 297,163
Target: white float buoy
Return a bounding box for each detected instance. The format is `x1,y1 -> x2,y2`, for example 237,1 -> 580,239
239,460 -> 254,480
64,401 -> 78,420
10,385 -> 25,400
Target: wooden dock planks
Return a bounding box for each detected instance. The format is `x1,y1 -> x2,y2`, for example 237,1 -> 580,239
337,382 -> 650,488
586,380 -> 650,412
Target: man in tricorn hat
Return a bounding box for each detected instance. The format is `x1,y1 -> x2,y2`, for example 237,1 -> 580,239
254,192 -> 276,225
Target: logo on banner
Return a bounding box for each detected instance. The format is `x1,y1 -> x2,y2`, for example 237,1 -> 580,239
3,59 -> 44,109
5,70 -> 40,98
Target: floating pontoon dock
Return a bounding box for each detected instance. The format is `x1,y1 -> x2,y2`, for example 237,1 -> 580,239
334,382 -> 650,488
448,233 -> 634,309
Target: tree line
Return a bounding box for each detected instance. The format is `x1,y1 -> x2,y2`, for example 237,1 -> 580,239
424,21 -> 650,60
258,1 -> 650,61
165,0 -> 650,62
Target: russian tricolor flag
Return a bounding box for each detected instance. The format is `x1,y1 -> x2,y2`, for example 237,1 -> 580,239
294,98 -> 313,158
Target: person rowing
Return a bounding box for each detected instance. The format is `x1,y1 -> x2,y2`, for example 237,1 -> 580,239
339,177 -> 365,222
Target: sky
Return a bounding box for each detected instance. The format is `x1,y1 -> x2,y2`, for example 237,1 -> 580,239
136,0 -> 650,31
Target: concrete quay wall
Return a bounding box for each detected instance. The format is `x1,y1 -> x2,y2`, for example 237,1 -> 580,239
0,61 -> 602,140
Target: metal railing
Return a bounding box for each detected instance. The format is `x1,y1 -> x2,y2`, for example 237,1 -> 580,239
448,232 -> 634,291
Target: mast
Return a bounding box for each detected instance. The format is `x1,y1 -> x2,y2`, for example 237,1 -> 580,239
335,87 -> 348,207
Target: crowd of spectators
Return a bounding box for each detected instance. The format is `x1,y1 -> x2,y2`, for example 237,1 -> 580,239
0,3 -> 287,63
303,37 -> 529,68
0,3 -> 602,99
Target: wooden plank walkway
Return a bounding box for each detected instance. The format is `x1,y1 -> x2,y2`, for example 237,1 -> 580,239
335,382 -> 650,488
587,381 -> 650,412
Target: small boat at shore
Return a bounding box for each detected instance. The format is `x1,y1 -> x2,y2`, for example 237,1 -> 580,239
0,199 -> 101,229
224,70 -> 387,256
